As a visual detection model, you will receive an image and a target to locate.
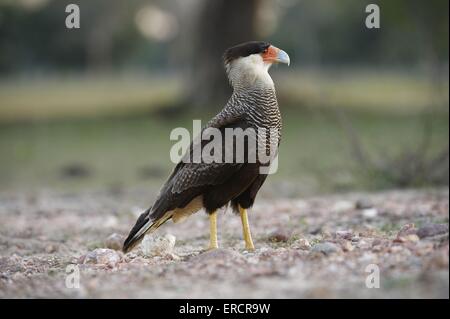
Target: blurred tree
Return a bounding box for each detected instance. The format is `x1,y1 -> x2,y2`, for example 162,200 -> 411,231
185,0 -> 262,111
0,0 -> 144,73
0,0 -> 448,82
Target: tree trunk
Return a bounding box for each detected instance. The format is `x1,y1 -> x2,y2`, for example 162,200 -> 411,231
187,0 -> 261,111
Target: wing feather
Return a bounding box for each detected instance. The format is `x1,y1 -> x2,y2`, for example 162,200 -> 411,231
123,110 -> 250,252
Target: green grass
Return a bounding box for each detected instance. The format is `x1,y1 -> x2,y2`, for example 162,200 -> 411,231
0,74 -> 181,122
1,70 -> 447,122
276,68 -> 449,114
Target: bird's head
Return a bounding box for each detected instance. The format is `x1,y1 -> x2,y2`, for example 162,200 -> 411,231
223,41 -> 290,89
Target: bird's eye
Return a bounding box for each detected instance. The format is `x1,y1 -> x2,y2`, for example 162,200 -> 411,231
262,48 -> 268,54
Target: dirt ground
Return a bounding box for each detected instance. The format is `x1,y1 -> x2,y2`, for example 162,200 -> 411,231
0,187 -> 448,298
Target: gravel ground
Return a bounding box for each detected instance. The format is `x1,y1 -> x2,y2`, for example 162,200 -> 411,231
0,188 -> 448,298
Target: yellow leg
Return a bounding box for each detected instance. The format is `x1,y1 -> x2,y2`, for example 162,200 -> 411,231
239,206 -> 255,250
208,211 -> 218,250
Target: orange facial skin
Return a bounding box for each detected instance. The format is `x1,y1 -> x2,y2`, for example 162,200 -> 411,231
261,45 -> 279,64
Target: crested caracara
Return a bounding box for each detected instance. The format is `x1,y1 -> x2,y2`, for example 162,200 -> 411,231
123,41 -> 290,253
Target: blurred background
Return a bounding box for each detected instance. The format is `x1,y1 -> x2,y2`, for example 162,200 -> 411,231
0,0 -> 448,197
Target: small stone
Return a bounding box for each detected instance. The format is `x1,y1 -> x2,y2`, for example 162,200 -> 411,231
321,229 -> 333,240
268,231 -> 290,243
394,234 -> 420,243
335,230 -> 353,240
406,234 -> 420,242
309,226 -> 322,235
45,244 -> 57,253
397,223 -> 417,236
362,208 -> 378,219
105,233 -> 125,251
297,238 -> 312,250
417,224 -> 449,239
141,233 -> 176,257
341,241 -> 354,252
83,248 -> 122,267
167,253 -> 181,261
372,239 -> 382,247
355,199 -> 373,210
371,245 -> 383,252
351,236 -> 360,243
311,242 -> 341,255
356,240 -> 371,249
394,223 -> 418,242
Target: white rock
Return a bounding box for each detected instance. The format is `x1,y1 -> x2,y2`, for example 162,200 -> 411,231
83,248 -> 122,267
141,233 -> 176,257
105,233 -> 124,251
296,238 -> 312,250
362,208 -> 378,219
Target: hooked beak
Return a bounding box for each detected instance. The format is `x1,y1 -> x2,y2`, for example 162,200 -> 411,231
276,49 -> 290,66
263,45 -> 290,66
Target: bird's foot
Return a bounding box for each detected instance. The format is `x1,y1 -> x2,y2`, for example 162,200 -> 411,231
244,244 -> 255,251
206,244 -> 219,251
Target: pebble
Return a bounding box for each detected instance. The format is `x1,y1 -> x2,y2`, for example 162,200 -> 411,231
394,234 -> 420,243
397,223 -> 417,236
356,240 -> 371,249
355,199 -> 373,210
394,223 -> 419,243
372,239 -> 382,247
311,242 -> 341,255
45,244 -> 58,253
335,230 -> 353,240
362,208 -> 378,219
141,233 -> 176,257
268,231 -> 290,243
309,226 -> 322,235
341,241 -> 354,252
296,238 -> 312,250
105,233 -> 124,251
82,248 -> 122,267
351,236 -> 361,243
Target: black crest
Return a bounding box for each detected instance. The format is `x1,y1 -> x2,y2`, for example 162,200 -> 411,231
223,41 -> 270,65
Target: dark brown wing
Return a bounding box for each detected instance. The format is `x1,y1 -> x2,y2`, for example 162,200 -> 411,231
150,117 -> 252,219
123,114 -> 249,252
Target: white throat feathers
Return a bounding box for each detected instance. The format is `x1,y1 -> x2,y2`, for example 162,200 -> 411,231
225,54 -> 274,91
